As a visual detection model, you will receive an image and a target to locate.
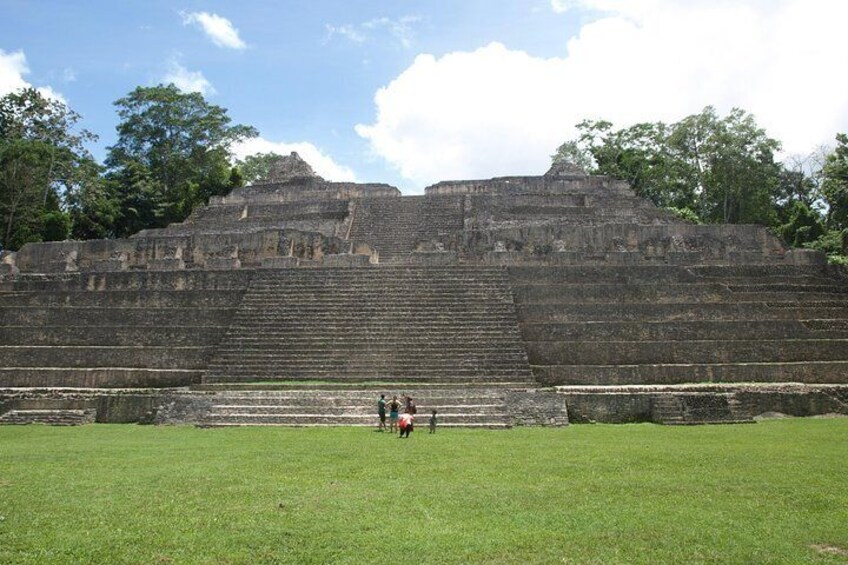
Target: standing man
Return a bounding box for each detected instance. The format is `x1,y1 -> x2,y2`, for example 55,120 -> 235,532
377,394 -> 387,432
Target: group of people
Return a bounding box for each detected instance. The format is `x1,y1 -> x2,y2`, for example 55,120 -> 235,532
377,394 -> 437,437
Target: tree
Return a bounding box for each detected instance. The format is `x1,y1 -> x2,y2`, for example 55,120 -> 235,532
234,152 -> 286,185
821,133 -> 848,231
553,107 -> 783,226
0,88 -> 99,250
104,84 -> 257,234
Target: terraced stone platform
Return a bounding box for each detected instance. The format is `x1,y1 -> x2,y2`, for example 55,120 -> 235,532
0,154 -> 846,426
510,265 -> 848,387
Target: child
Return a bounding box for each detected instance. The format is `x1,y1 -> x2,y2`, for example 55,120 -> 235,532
429,409 -> 437,434
398,412 -> 414,438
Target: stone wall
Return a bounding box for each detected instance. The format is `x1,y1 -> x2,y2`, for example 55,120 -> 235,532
13,229 -> 368,274
0,388 -> 168,423
558,385 -> 848,424
504,388 -> 569,426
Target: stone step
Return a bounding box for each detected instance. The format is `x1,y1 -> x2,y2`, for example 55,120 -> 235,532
203,374 -> 527,383
0,307 -> 236,327
0,367 -> 201,388
206,358 -> 530,367
200,387 -> 523,398
0,290 -> 245,308
225,316 -> 522,324
208,405 -> 506,416
205,369 -> 530,378
526,339 -> 848,365
521,320 -> 848,341
0,325 -> 228,346
198,421 -> 512,429
206,399 -> 506,411
507,265 -> 846,285
0,408 -> 96,426
191,382 -> 529,392
532,360 -> 848,386
199,414 -> 508,426
224,332 -> 522,341
231,307 -> 518,315
517,303 -> 848,322
210,347 -> 529,356
0,346 -> 212,369
513,284 -> 848,304
240,296 -> 516,303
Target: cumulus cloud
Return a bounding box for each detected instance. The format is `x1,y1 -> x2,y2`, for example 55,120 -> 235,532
233,137 -> 357,182
0,48 -> 66,103
0,49 -> 30,94
163,59 -> 215,96
181,11 -> 247,50
357,0 -> 848,187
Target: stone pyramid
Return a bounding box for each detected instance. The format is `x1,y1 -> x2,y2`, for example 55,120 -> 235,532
1,157 -> 846,427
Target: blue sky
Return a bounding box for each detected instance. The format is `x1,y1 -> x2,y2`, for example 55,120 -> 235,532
2,1 -> 847,193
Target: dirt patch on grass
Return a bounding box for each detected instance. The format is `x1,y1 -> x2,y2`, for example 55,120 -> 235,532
811,544 -> 848,558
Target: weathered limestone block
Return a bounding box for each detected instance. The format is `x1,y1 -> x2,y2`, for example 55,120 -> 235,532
149,258 -> 186,271
320,254 -> 370,267
260,257 -> 299,269
204,258 -> 240,270
93,258 -> 128,272
504,388 -> 569,426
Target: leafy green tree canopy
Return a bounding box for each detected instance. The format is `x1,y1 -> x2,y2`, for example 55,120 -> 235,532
104,84 -> 257,236
0,88 -> 99,250
553,107 -> 782,225
235,152 -> 286,185
821,133 -> 848,231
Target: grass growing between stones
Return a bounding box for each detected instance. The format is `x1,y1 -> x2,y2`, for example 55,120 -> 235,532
1,420 -> 847,564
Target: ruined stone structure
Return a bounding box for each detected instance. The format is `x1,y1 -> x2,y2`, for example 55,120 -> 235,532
1,152 -> 847,427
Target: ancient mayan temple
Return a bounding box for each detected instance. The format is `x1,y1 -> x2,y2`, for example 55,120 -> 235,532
1,152 -> 846,426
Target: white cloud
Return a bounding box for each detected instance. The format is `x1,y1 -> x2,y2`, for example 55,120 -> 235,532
163,59 -> 215,96
181,11 -> 247,50
357,0 -> 848,187
325,24 -> 366,44
233,137 -> 358,182
326,16 -> 420,48
0,49 -> 66,103
0,49 -> 30,94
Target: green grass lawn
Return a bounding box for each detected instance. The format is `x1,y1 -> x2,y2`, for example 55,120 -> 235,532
1,420 -> 847,564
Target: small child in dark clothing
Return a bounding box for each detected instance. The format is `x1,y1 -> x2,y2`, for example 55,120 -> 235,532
429,409 -> 437,434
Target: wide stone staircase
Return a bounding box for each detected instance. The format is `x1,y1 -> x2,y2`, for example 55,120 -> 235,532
347,196 -> 464,262
204,266 -> 533,384
193,385 -> 514,428
510,264 -> 848,386
0,271 -> 248,388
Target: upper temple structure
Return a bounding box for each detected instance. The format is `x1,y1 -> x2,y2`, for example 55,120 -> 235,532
1,152 -> 846,426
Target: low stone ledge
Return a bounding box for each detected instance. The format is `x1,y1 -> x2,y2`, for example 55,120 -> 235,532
321,254 -> 371,267
504,388 -> 569,426
556,383 -> 848,424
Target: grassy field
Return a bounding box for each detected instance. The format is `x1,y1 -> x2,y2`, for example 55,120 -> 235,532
1,420 -> 847,564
